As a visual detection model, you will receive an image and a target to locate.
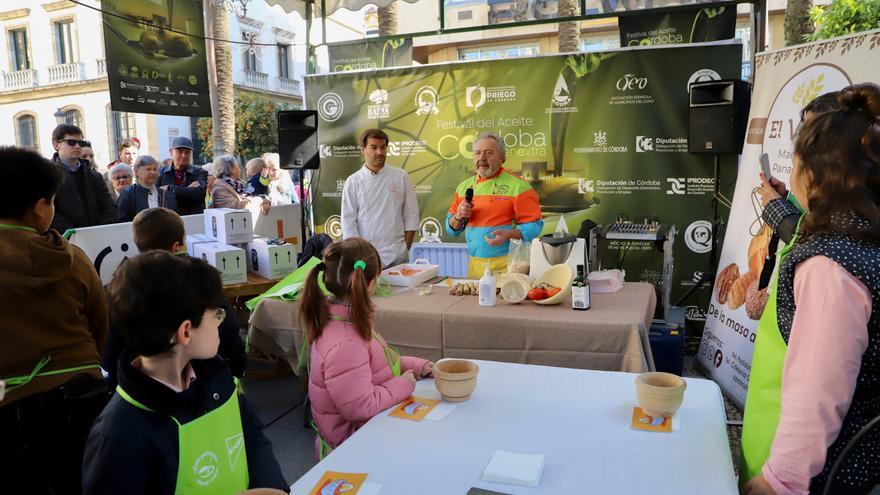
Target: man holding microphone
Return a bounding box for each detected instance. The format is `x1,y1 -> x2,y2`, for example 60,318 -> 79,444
446,131 -> 543,277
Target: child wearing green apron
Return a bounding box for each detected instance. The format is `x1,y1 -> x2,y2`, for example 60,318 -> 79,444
299,238 -> 434,457
1,148 -> 109,495
83,252 -> 287,494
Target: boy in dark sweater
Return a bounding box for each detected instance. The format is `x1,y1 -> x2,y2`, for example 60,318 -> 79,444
83,252 -> 287,493
100,207 -> 247,385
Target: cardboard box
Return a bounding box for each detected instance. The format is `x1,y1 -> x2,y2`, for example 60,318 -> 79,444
248,203 -> 303,254
185,233 -> 215,256
246,237 -> 297,280
193,242 -> 247,285
204,208 -> 253,245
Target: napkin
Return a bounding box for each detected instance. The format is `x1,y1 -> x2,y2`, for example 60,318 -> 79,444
588,269 -> 625,293
481,451 -> 545,487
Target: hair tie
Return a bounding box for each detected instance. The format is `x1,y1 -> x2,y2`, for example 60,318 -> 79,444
316,262 -> 326,271
353,260 -> 366,271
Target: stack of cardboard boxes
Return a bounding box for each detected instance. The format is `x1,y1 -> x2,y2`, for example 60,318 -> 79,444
189,205 -> 302,286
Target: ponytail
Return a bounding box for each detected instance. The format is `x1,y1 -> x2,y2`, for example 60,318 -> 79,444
307,237 -> 382,342
348,264 -> 375,341
301,262 -> 329,343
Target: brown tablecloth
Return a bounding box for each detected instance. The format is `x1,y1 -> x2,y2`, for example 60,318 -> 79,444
247,282 -> 656,374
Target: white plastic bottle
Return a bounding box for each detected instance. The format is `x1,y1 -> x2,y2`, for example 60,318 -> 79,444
479,264 -> 497,307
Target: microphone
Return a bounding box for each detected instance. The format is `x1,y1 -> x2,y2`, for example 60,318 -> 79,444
460,187 -> 474,228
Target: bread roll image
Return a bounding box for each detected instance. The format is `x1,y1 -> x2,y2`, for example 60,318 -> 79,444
748,224 -> 772,274
715,263 -> 740,304
745,280 -> 769,320
728,271 -> 757,309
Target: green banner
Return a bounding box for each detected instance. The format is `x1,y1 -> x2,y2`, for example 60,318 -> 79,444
306,41 -> 741,303
327,38 -> 413,73
102,0 -> 211,117
619,5 -> 736,47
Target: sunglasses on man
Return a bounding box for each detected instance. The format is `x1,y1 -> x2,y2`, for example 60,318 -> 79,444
59,139 -> 90,148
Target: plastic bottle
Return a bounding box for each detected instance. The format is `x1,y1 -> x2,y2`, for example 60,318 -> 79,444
479,264 -> 497,307
572,264 -> 591,310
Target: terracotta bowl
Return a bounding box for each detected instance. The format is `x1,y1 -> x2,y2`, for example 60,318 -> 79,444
635,372 -> 687,417
533,264 -> 573,305
433,359 -> 479,402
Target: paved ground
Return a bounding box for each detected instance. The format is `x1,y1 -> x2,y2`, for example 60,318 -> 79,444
242,354 -> 745,488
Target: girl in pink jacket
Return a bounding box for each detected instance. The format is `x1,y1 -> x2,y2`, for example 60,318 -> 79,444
301,238 -> 433,457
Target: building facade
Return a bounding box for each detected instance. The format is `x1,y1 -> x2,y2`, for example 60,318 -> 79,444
0,0 -> 304,170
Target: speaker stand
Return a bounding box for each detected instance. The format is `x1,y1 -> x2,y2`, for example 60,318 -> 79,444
675,154 -> 722,306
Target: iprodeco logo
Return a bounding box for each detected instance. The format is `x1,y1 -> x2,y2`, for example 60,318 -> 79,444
666,178 -> 685,195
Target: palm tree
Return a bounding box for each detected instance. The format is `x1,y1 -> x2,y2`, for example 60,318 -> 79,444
210,5 -> 236,155
378,2 -> 398,36
557,0 -> 580,53
784,0 -> 814,46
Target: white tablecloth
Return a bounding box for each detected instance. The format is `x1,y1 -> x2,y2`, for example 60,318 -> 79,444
290,360 -> 737,495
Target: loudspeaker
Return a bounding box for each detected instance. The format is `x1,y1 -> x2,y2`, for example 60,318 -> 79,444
278,110 -> 319,169
688,79 -> 751,155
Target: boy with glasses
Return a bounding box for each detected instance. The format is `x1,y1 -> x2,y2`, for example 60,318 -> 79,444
50,124 -> 116,232
83,251 -> 287,494
101,207 -> 246,386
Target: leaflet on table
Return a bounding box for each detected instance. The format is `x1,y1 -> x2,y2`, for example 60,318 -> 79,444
308,471 -> 367,495
629,407 -> 682,432
388,397 -> 440,421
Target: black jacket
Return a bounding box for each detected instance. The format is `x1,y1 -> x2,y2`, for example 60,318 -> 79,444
83,354 -> 287,494
50,155 -> 117,233
157,164 -> 208,215
101,297 -> 247,387
116,183 -> 179,222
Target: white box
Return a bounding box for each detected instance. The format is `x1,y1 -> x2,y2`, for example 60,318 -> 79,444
246,237 -> 297,280
204,208 -> 253,245
193,242 -> 247,285
185,233 -> 215,256
247,203 -> 303,254
380,261 -> 440,287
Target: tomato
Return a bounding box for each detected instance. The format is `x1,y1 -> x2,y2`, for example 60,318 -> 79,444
546,287 -> 562,297
528,288 -> 548,300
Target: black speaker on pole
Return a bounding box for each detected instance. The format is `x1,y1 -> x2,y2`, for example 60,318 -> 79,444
278,110 -> 319,170
688,79 -> 751,155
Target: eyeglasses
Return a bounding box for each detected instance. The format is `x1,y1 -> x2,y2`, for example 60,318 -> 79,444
112,175 -> 133,181
215,307 -> 226,324
60,139 -> 90,147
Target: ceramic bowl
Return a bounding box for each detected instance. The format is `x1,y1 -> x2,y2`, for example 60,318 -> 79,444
532,264 -> 574,305
433,359 -> 479,402
500,278 -> 529,304
635,372 -> 687,417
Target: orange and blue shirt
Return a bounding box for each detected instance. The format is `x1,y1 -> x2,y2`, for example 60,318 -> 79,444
446,167 -> 543,259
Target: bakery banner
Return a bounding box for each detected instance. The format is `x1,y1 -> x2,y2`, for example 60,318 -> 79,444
619,5 -> 736,47
306,41 -> 742,305
697,29 -> 880,407
327,37 -> 413,73
102,0 -> 211,116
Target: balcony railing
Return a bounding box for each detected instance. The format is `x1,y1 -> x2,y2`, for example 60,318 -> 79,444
242,69 -> 269,88
3,69 -> 37,90
278,77 -> 301,94
48,63 -> 82,84
97,58 -> 107,76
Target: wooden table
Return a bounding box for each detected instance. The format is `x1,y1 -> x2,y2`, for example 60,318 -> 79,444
223,273 -> 278,299
248,283 -> 657,373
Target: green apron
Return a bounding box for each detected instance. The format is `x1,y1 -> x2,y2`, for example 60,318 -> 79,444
313,315 -> 402,459
740,218 -> 803,483
117,380 -> 250,494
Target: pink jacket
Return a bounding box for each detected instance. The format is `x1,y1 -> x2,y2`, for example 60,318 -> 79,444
309,303 -> 429,450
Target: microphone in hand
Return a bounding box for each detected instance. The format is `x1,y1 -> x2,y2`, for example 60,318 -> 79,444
460,187 -> 474,228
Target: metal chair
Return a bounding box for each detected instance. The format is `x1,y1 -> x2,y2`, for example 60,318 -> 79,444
823,413 -> 880,495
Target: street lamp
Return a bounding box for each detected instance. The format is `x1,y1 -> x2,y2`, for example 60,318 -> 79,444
54,108 -> 66,125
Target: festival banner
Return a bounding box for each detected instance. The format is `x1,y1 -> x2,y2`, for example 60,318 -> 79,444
306,41 -> 742,305
102,0 -> 211,116
328,37 -> 413,72
619,5 -> 735,47
697,30 -> 880,407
